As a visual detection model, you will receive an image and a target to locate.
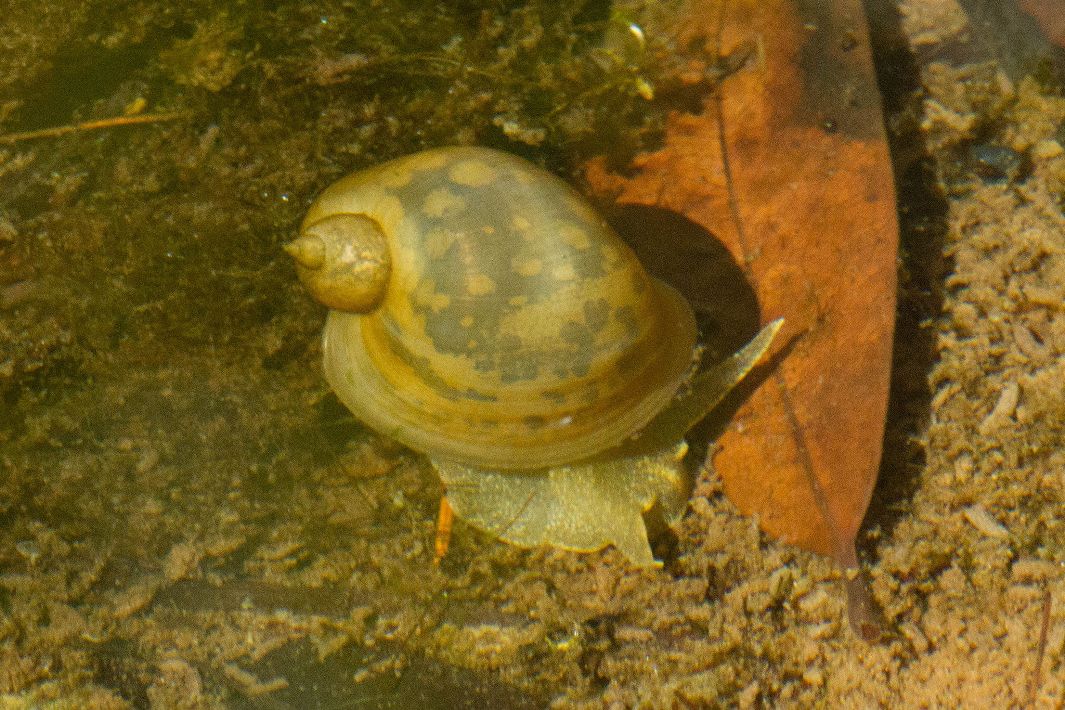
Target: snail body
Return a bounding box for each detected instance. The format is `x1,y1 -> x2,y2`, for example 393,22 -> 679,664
288,146 -> 778,566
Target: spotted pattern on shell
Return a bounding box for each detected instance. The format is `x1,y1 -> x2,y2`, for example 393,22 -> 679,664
298,146 -> 698,470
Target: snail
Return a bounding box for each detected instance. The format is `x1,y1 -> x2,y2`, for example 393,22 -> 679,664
287,146 -> 779,566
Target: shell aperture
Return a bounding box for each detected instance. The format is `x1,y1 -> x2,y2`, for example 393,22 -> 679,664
435,319 -> 781,566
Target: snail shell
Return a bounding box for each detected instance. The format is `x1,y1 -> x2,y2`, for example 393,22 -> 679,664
288,146 -> 697,470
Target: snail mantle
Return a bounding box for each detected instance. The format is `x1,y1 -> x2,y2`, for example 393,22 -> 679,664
286,146 -> 779,567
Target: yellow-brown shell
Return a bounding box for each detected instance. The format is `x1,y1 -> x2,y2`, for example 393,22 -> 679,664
299,146 -> 697,470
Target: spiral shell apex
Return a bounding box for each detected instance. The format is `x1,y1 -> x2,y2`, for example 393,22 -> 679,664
290,146 -> 699,471
285,214 -> 392,313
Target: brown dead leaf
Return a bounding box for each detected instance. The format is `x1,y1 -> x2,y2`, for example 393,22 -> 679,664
587,0 -> 897,638
1018,0 -> 1065,49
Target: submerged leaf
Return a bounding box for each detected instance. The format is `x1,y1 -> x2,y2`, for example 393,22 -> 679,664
586,0 -> 897,638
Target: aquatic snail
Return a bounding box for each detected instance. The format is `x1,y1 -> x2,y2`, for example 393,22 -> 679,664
286,146 -> 780,566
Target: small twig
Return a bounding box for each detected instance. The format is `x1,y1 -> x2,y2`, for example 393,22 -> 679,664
0,111 -> 186,145
1028,588 -> 1052,707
